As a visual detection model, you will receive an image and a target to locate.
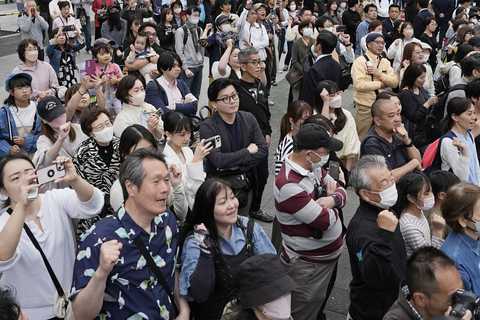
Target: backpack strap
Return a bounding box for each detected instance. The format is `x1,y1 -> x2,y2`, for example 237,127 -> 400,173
245,217 -> 255,253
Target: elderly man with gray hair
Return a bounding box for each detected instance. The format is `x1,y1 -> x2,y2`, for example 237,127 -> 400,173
346,154 -> 407,320
71,148 -> 189,320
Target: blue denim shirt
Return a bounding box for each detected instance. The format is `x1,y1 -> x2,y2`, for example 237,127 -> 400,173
441,232 -> 480,295
0,104 -> 41,156
355,20 -> 370,56
179,216 -> 276,297
71,207 -> 179,319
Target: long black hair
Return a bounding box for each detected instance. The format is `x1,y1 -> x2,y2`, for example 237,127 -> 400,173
4,76 -> 31,107
314,80 -> 347,133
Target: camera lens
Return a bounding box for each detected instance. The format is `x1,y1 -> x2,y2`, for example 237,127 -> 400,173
47,169 -> 55,178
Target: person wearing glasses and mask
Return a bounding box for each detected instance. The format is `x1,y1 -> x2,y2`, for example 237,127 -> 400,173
235,47 -> 272,222
73,106 -> 121,235
200,79 -> 268,217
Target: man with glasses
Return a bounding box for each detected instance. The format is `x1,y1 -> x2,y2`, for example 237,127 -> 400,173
200,78 -> 268,217
236,47 -> 273,222
351,32 -> 398,139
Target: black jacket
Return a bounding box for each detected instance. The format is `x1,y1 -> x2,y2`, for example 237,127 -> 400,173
413,9 -> 433,38
342,9 -> 361,48
300,55 -> 342,107
346,200 -> 407,320
199,111 -> 268,175
383,19 -> 397,49
235,79 -> 272,137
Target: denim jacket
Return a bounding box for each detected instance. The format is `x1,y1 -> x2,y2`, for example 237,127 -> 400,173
46,43 -> 82,73
0,104 -> 42,156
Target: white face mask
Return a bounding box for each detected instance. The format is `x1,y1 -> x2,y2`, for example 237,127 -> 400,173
340,2 -> 347,8
189,16 -> 200,24
130,91 -> 145,106
174,7 -> 182,14
373,184 -> 398,209
93,126 -> 114,144
329,95 -> 342,108
289,4 -> 296,10
420,195 -> 435,211
25,50 -> 38,62
302,27 -> 314,38
310,151 -> 330,172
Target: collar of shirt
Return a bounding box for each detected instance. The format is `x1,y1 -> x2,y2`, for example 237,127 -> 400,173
158,76 -> 177,89
217,220 -> 248,255
458,232 -> 480,256
315,53 -> 331,63
116,206 -> 162,240
365,50 -> 380,62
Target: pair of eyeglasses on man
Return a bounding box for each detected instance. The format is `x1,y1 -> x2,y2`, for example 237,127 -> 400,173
215,93 -> 239,104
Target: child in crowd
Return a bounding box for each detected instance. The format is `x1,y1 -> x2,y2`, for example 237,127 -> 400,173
124,31 -> 159,83
90,40 -> 122,118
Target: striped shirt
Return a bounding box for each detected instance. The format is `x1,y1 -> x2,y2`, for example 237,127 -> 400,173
274,134 -> 294,176
399,211 -> 444,257
274,156 -> 346,261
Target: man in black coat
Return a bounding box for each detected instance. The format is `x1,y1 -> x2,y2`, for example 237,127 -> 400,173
413,0 -> 433,38
342,0 -> 361,52
382,4 -> 400,49
346,155 -> 407,320
300,30 -> 342,107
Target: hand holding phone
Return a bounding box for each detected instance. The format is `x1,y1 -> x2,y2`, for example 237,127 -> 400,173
37,163 -> 66,185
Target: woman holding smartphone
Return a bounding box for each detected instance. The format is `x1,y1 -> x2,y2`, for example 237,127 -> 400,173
0,153 -> 104,320
112,74 -> 163,138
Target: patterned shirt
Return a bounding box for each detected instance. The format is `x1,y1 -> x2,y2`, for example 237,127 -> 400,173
71,206 -> 179,319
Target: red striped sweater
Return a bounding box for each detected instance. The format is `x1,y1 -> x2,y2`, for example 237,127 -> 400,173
274,156 -> 346,261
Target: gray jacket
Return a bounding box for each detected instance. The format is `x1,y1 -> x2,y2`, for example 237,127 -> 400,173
17,14 -> 49,48
174,25 -> 205,69
383,295 -> 420,320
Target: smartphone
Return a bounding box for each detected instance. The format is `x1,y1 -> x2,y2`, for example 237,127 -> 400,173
328,161 -> 340,181
85,59 -> 96,77
336,25 -> 347,33
204,135 -> 221,149
37,163 -> 66,185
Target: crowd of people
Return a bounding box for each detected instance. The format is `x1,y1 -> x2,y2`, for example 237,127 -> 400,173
2,0 -> 480,319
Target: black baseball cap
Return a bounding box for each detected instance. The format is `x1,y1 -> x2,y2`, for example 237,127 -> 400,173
293,123 -> 343,151
37,96 -> 65,122
5,73 -> 32,92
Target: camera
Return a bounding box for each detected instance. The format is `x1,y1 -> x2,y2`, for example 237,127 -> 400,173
450,289 -> 480,319
62,24 -> 75,32
217,31 -> 238,49
37,163 -> 66,185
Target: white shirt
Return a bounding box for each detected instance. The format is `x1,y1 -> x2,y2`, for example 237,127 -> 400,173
0,188 -> 104,320
211,61 -> 242,80
9,101 -> 36,138
33,123 -> 87,169
112,102 -> 163,137
163,142 -> 206,209
239,21 -> 269,61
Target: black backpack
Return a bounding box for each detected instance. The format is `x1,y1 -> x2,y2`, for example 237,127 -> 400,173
424,83 -> 466,143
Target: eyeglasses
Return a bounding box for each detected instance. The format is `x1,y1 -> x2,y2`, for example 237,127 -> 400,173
373,40 -> 385,45
247,59 -> 262,66
216,93 -> 239,104
92,120 -> 112,131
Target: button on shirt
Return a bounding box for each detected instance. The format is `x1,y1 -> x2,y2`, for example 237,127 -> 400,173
71,206 -> 179,319
360,127 -> 409,170
442,232 -> 480,296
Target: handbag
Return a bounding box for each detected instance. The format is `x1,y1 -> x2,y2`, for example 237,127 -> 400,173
285,65 -> 303,85
6,208 -> 75,319
132,236 -> 179,318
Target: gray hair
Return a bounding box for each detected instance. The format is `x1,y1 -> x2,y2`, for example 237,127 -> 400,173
119,148 -> 166,200
350,155 -> 388,193
238,47 -> 259,64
